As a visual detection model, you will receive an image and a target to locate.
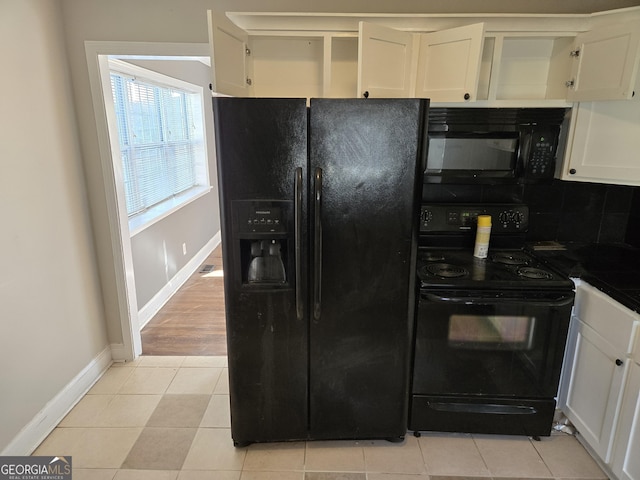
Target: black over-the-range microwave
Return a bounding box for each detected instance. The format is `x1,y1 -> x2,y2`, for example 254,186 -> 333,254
424,107 -> 570,184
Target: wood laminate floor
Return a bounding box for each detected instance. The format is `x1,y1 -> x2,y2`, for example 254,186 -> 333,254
141,245 -> 227,356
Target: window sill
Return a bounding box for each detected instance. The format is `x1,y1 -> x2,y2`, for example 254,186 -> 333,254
129,185 -> 212,237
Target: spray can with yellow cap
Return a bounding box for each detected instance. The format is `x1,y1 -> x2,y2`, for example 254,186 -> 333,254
473,215 -> 492,259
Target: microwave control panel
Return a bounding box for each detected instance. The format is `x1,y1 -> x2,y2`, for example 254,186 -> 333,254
420,204 -> 529,233
526,130 -> 557,178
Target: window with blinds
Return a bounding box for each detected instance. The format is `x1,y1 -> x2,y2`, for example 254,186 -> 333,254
109,63 -> 208,219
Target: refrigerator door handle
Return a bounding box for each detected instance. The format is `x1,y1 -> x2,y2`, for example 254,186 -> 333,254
294,167 -> 303,320
313,167 -> 323,320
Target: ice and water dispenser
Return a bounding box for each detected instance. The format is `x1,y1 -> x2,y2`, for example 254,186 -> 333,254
233,200 -> 291,287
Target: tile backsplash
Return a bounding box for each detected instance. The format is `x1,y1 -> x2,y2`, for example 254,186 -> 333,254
422,180 -> 638,246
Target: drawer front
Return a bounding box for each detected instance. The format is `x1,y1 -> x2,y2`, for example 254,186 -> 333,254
575,282 -> 639,355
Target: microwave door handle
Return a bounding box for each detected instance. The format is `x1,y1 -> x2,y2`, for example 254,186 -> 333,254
421,292 -> 574,308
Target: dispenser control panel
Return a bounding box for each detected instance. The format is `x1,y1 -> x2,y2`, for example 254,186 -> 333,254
235,200 -> 288,234
420,204 -> 529,233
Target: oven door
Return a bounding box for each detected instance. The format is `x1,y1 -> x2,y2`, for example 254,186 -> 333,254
410,289 -> 574,435
413,289 -> 573,396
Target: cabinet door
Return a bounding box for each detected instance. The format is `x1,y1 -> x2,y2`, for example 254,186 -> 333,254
566,20 -> 640,101
415,23 -> 485,102
613,362 -> 640,480
557,314 -> 579,410
564,320 -> 628,462
357,22 -> 414,98
563,100 -> 640,186
208,10 -> 253,96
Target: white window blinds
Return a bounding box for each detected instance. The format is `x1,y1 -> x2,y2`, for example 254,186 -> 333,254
110,70 -> 205,217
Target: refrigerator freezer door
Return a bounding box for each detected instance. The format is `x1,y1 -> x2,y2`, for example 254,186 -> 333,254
308,98 -> 428,440
212,97 -> 309,444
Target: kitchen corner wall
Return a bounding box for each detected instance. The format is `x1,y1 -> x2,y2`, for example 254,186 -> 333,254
422,180 -> 637,245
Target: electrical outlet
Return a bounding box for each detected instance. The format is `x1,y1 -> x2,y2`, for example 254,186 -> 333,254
182,243 -> 187,255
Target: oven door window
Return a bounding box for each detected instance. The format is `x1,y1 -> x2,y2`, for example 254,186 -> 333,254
449,314 -> 535,350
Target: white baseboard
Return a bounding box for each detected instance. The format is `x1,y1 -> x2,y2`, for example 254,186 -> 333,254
110,342 -> 131,362
1,346 -> 113,456
137,232 -> 221,330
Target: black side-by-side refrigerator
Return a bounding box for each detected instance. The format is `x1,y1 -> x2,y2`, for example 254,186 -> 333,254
212,97 -> 428,446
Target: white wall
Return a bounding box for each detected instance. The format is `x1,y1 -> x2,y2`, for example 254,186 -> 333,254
0,0 -> 109,453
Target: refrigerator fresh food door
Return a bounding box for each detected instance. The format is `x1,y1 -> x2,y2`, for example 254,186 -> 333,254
308,98 -> 428,440
212,97 -> 309,445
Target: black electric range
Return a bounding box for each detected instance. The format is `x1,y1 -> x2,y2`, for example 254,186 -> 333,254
410,204 -> 575,438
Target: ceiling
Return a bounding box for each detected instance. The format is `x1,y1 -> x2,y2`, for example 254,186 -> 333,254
230,0 -> 640,14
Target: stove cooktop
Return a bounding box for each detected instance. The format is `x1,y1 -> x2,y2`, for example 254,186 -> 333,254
417,249 -> 575,291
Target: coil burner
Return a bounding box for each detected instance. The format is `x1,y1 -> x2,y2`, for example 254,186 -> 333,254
517,266 -> 553,280
424,263 -> 469,279
491,252 -> 531,266
422,252 -> 446,262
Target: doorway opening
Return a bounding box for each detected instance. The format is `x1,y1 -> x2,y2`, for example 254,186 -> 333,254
86,41 -> 226,360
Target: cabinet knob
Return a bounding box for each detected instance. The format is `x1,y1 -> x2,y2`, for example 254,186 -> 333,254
464,93 -> 471,100
569,168 -> 577,175
363,91 -> 369,99
616,359 -> 623,366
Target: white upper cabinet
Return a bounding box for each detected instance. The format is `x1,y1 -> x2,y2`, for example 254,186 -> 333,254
357,22 -> 414,98
209,8 -> 640,104
415,23 -> 485,102
357,22 -> 484,102
208,10 -> 253,97
562,100 -> 640,185
566,20 -> 640,101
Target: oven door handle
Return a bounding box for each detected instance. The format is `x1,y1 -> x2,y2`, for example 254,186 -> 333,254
428,401 -> 537,416
421,292 -> 574,307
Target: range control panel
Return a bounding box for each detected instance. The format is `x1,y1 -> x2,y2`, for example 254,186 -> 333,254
420,204 -> 529,233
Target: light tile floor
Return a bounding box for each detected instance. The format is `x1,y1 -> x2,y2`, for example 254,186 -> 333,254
34,356 -> 608,480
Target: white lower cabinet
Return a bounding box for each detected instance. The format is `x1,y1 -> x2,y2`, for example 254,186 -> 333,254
563,319 -> 628,462
612,361 -> 640,480
560,282 -> 640,476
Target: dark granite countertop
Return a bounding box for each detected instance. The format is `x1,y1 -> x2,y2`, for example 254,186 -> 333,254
527,242 -> 640,314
